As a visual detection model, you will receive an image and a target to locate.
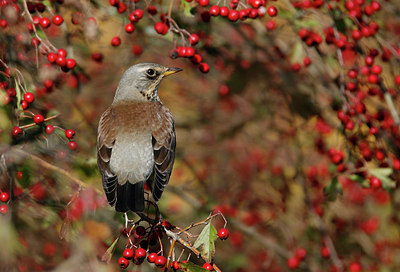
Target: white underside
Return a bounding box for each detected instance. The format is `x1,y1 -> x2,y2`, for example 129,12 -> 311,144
110,133 -> 154,184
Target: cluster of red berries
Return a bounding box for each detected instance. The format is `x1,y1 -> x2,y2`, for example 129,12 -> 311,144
286,247 -> 307,269
0,191 -> 10,215
298,28 -> 323,47
47,49 -> 77,73
198,0 -> 278,22
328,148 -> 346,173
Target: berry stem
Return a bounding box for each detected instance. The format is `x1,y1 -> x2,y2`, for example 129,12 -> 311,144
19,114 -> 60,129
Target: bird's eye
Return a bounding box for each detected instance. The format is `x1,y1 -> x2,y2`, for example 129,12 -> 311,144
146,69 -> 156,77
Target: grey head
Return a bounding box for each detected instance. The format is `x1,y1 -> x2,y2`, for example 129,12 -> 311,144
112,63 -> 182,104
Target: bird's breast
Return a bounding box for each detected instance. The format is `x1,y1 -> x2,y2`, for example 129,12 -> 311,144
110,130 -> 154,185
108,101 -> 167,185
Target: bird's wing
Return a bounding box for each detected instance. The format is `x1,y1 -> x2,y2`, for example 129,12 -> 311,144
151,106 -> 176,202
97,107 -> 118,206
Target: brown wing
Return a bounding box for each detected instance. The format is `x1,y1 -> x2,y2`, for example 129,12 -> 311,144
97,107 -> 118,206
151,106 -> 176,202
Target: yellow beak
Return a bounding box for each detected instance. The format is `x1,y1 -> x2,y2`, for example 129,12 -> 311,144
163,67 -> 183,76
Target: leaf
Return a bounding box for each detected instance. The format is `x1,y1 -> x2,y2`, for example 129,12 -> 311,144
193,222 -> 218,263
324,176 -> 342,201
14,79 -> 22,111
348,174 -> 369,187
101,235 -> 120,264
179,262 -> 209,272
369,168 -> 396,190
181,0 -> 194,17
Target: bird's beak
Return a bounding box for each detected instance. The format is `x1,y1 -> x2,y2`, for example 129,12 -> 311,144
163,67 -> 183,77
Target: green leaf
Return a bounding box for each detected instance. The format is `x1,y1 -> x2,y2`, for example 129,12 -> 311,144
14,79 -> 22,111
181,0 -> 194,17
179,262 -> 209,272
324,176 -> 342,201
348,174 -> 369,187
101,235 -> 120,264
193,222 -> 218,263
369,168 -> 396,190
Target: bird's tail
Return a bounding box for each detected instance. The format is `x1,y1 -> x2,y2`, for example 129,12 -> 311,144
115,181 -> 145,213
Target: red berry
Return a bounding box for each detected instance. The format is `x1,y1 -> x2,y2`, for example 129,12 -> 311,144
65,129 -> 75,139
109,0 -> 119,6
266,20 -> 276,30
125,23 -> 135,33
47,52 -> 57,63
154,22 -> 168,35
371,65 -> 382,74
24,92 -> 35,103
117,2 -> 127,13
17,171 -> 23,180
0,192 -> 9,202
34,114 -> 45,124
111,36 -> 121,47
40,17 -> 51,28
199,63 -> 210,73
287,257 -> 299,269
45,125 -> 54,134
209,5 -> 220,16
267,6 -> 277,17
394,75 -> 400,86
57,48 -> 67,57
303,57 -> 312,67
191,54 -> 202,64
0,19 -> 8,28
228,9 -> 240,21
56,56 -> 66,67
21,100 -> 28,110
199,0 -> 209,7
220,6 -> 229,17
189,34 -> 199,45
52,15 -> 64,25
365,55 -> 374,66
369,176 -> 381,189
123,248 -> 134,260
155,256 -> 166,268
65,58 -> 76,70
218,85 -> 230,97
91,52 -> 103,62
0,205 -> 8,215
68,141 -> 78,151
321,246 -> 330,258
132,45 -> 143,56
147,6 -> 157,15
352,30 -> 362,40
203,263 -> 214,271
295,247 -> 307,260
135,248 -> 146,260
133,9 -> 144,19
31,37 -> 40,46
368,74 -> 379,84
171,261 -> 180,270
218,228 -> 229,240
12,126 -> 22,137
44,79 -> 53,89
147,252 -> 157,263
185,47 -> 195,58
118,257 -> 129,269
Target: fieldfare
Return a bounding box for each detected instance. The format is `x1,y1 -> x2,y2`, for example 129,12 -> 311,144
97,63 -> 181,212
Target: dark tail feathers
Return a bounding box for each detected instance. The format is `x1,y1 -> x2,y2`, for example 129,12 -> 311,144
115,181 -> 145,212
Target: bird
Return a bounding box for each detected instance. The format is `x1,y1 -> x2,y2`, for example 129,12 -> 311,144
97,63 -> 181,213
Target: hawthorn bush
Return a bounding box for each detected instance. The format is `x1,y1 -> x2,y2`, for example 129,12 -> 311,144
1,0 -> 400,271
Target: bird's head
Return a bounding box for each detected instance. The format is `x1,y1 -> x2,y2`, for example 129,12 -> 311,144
113,63 -> 182,103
